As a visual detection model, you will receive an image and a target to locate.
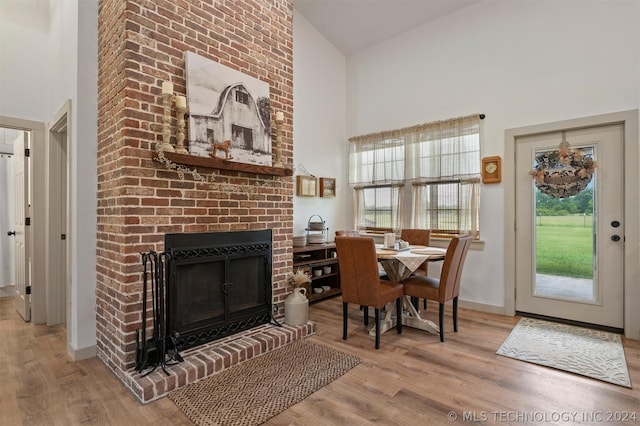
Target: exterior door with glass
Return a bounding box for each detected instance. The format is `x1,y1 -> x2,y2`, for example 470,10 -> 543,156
515,124 -> 624,329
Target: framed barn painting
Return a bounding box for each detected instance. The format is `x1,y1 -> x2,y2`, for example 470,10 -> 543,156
184,51 -> 272,166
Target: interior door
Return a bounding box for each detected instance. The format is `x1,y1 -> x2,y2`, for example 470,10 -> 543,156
13,131 -> 30,321
515,124 -> 624,329
47,117 -> 69,325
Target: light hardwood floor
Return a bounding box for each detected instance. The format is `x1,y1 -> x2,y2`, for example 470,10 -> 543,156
1,295 -> 638,425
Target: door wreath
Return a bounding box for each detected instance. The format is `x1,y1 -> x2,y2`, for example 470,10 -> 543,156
529,140 -> 596,199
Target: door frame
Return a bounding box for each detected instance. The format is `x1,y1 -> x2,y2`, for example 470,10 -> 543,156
504,110 -> 640,340
0,115 -> 46,324
47,100 -> 71,326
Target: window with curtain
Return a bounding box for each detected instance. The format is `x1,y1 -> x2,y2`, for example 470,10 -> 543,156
349,133 -> 405,231
349,114 -> 482,237
354,184 -> 404,232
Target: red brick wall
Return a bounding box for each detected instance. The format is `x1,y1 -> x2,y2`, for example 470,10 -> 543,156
96,0 -> 294,373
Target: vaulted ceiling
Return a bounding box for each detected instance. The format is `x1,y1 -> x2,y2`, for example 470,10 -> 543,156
0,0 -> 484,146
293,0 -> 481,55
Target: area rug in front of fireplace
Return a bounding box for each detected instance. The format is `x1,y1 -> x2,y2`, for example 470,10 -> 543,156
496,317 -> 631,387
168,339 -> 362,426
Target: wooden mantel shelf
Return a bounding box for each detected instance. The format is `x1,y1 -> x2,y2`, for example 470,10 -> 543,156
152,151 -> 294,177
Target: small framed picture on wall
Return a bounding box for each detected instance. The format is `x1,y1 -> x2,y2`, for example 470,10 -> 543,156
296,175 -> 317,196
319,178 -> 336,197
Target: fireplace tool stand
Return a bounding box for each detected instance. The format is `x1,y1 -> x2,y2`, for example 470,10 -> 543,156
270,307 -> 283,327
135,251 -> 182,376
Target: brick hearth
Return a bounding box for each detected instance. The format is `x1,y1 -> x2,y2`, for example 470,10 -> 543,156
122,322 -> 314,403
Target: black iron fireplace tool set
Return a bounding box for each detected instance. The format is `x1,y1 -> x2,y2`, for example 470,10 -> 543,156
135,251 -> 183,376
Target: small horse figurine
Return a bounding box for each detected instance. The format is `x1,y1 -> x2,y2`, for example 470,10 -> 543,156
211,140 -> 231,160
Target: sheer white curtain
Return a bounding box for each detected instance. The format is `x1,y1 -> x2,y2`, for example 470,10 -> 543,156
405,115 -> 481,182
349,115 -> 482,235
349,133 -> 405,185
349,132 -> 405,230
0,154 -> 15,288
406,115 -> 482,237
353,184 -> 405,232
411,180 -> 481,237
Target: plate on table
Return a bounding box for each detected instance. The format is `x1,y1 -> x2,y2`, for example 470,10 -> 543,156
411,247 -> 446,255
386,247 -> 411,252
375,243 -> 411,253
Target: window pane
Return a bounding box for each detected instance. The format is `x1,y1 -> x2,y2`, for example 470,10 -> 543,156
356,186 -> 400,230
350,137 -> 404,185
424,183 -> 459,233
414,134 -> 480,180
413,181 -> 479,236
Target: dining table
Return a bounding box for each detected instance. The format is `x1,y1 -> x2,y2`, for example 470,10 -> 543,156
369,244 -> 447,337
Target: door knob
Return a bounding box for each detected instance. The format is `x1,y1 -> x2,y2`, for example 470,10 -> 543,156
611,235 -> 621,242
7,231 -> 15,236
611,220 -> 620,228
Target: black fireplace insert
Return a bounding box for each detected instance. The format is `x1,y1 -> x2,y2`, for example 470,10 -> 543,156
165,229 -> 273,350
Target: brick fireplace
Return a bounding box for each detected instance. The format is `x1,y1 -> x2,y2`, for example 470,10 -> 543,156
164,229 -> 275,351
95,0 -> 308,402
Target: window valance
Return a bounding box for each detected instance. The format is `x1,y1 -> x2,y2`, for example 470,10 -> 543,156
348,114 -> 482,186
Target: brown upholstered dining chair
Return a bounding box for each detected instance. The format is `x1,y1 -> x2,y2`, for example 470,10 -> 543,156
400,229 -> 431,277
401,235 -> 472,342
336,230 -> 390,274
335,236 -> 404,349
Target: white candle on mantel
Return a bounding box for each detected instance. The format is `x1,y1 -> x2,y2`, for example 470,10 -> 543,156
161,81 -> 174,95
175,95 -> 186,109
276,111 -> 284,122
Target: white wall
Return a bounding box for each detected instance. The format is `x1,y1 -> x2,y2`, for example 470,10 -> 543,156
73,0 -> 98,357
47,0 -> 98,358
0,0 -> 98,358
0,0 -> 50,122
292,10 -> 351,239
345,0 -> 640,309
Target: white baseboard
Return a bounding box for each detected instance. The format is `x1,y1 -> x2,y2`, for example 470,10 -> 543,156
0,286 -> 15,298
67,342 -> 97,361
458,299 -> 508,316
